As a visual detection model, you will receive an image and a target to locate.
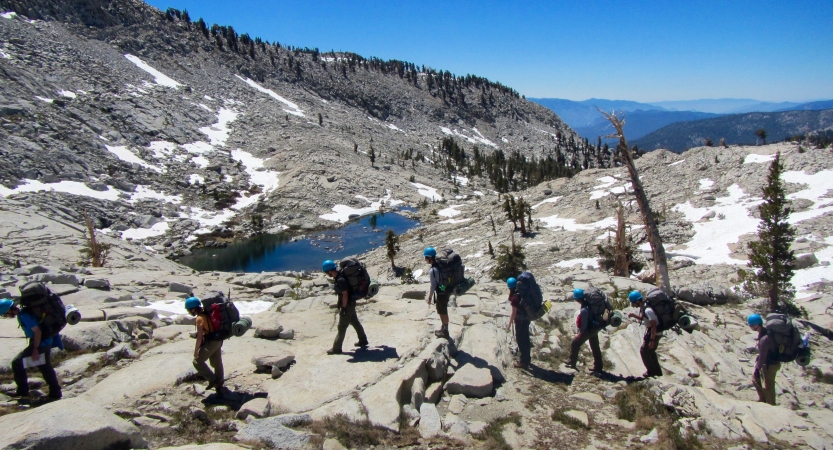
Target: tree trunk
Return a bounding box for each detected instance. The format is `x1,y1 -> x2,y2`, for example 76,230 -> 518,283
614,202 -> 628,277
599,109 -> 671,292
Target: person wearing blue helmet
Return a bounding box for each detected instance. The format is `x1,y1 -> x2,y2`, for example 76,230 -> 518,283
627,290 -> 663,378
748,313 -> 779,405
505,277 -> 531,369
424,247 -> 450,339
1,289 -> 63,402
323,260 -> 368,355
187,296 -> 225,396
565,288 -> 604,373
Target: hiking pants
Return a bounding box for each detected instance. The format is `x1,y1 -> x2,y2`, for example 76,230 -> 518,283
12,345 -> 61,397
515,319 -> 531,366
332,302 -> 367,352
640,331 -> 663,377
568,328 -> 603,370
193,339 -> 224,388
753,363 -> 780,405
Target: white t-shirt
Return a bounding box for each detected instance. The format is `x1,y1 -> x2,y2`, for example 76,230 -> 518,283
642,307 -> 658,327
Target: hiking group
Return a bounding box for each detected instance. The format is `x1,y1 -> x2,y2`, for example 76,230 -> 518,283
0,249 -> 807,408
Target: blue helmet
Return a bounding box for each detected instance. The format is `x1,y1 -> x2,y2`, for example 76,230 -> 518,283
628,291 -> 643,303
423,247 -> 437,258
507,277 -> 517,289
0,298 -> 13,315
185,297 -> 201,310
322,260 -> 337,272
747,314 -> 763,327
573,288 -> 584,299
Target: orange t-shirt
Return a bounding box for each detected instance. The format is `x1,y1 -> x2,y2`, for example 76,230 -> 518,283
195,314 -> 213,333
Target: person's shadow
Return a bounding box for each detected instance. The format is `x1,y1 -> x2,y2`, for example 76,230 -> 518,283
202,390 -> 268,409
345,345 -> 399,363
524,364 -> 575,385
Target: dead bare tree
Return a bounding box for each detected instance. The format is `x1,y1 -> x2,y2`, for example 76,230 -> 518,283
613,201 -> 629,277
598,108 -> 671,291
80,211 -> 110,267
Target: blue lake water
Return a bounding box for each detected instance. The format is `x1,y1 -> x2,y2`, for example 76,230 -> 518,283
178,209 -> 421,273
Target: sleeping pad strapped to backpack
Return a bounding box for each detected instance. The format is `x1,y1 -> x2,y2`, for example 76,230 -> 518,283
516,271 -> 550,320
19,281 -> 67,338
583,287 -> 613,329
644,288 -> 687,332
200,291 -> 241,340
339,258 -> 372,299
765,313 -> 803,363
435,249 -> 465,292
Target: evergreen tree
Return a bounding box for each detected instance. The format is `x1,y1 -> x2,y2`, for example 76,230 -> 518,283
490,240 -> 526,281
369,146 -> 376,166
744,152 -> 797,313
503,197 -> 516,229
385,229 -> 400,269
755,128 -> 768,145
488,241 -> 494,258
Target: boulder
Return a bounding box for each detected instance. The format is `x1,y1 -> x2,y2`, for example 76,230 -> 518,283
253,312 -> 283,339
61,321 -> 130,351
84,279 -> 111,290
445,364 -> 493,398
159,445 -> 248,450
401,290 -> 426,300
278,329 -> 295,339
236,398 -> 271,420
33,273 -> 80,286
564,410 -> 589,427
262,285 -> 290,297
0,397 -> 146,449
252,351 -> 295,371
795,253 -> 819,270
103,307 -> 158,321
169,282 -> 193,295
418,403 -> 441,438
235,416 -> 310,449
443,413 -> 469,439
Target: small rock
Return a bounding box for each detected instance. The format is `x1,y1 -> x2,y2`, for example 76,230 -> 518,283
271,366 -> 283,379
468,420 -> 488,434
570,392 -> 604,403
252,351 -> 295,371
640,428 -> 659,443
278,329 -> 295,339
448,394 -> 467,414
168,282 -> 193,295
190,407 -> 209,422
564,410 -> 589,427
84,279 -> 111,290
445,364 -> 493,398
323,438 -> 347,450
236,398 -> 271,420
418,403 -> 441,438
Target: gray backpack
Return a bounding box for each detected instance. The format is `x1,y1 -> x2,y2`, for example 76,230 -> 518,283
583,287 -> 613,329
765,314 -> 802,363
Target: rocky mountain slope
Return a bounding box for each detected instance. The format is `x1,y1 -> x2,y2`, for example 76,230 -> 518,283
1,142 -> 832,449
0,0 -> 600,259
633,109 -> 833,152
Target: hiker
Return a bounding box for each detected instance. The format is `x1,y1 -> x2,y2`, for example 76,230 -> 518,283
186,296 -> 225,395
424,247 -> 450,339
565,288 -> 604,373
323,259 -> 368,355
0,297 -> 62,402
505,277 -> 531,369
627,290 -> 663,377
748,313 -> 780,405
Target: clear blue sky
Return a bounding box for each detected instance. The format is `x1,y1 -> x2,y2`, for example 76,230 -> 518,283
146,0 -> 832,103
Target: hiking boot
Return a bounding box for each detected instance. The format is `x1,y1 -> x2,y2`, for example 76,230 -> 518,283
513,361 -> 529,370
327,349 -> 342,355
563,361 -> 577,370
589,367 -> 603,374
47,392 -> 62,400
354,341 -> 369,348
8,391 -> 28,398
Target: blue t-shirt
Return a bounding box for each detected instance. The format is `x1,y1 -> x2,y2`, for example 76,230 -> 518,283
17,311 -> 63,349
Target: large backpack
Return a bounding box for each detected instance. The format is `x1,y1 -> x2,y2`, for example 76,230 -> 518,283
435,249 -> 465,291
339,258 -> 372,299
765,313 -> 803,363
516,271 -> 546,320
644,288 -> 685,332
19,281 -> 67,338
583,287 -> 613,329
200,291 -> 240,341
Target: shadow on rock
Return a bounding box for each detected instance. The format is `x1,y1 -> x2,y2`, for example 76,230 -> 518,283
201,390 -> 268,409
345,345 -> 399,363
524,364 -> 574,385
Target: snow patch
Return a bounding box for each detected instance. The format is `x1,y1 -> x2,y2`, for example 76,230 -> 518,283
124,54 -> 181,88
553,258 -> 598,269
182,141 -> 213,155
234,75 -> 305,117
188,174 -> 204,185
144,299 -> 273,316
668,159 -> 686,167
451,173 -> 469,186
0,179 -> 121,201
438,204 -> 463,217
744,153 -> 776,164
35,96 -> 53,103
793,237 -> 833,297
121,221 -> 169,240
230,149 -> 280,210
539,215 -> 617,231
699,179 -> 714,190
191,156 -> 209,168
148,141 -> 178,159
532,196 -> 562,209
411,182 -> 441,201
439,218 -> 471,224
57,90 -> 76,99
319,190 -> 403,223
105,145 -> 163,173
1,11 -> 17,19
199,108 -> 238,147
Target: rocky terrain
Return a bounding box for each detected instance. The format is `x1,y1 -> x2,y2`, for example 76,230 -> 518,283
1,141 -> 833,449
2,1 -> 833,449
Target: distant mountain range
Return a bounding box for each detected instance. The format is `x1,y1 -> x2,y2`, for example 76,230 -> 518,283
530,97 -> 833,147
631,109 -> 833,153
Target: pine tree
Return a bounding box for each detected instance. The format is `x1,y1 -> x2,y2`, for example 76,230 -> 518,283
369,146 -> 376,166
744,152 -> 797,313
488,241 -> 494,258
515,198 -> 527,235
490,239 -> 526,281
385,229 -> 400,269
755,128 -> 768,145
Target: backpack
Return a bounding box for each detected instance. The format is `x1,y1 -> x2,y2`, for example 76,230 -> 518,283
644,288 -> 686,332
339,258 -> 372,299
765,313 -> 803,363
516,271 -> 548,320
19,281 -> 67,338
200,291 -> 240,341
435,249 -> 465,291
583,287 -> 613,329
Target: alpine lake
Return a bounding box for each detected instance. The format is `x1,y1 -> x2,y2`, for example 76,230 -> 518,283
177,207 -> 421,273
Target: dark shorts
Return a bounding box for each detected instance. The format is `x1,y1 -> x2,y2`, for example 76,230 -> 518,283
435,292 -> 450,316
